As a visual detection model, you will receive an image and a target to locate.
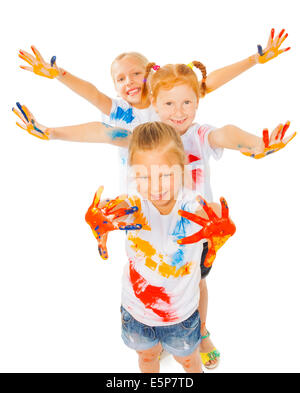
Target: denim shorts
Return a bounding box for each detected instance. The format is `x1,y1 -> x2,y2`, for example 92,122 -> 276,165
121,306 -> 201,357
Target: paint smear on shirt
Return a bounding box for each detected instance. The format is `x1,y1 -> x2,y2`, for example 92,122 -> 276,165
110,106 -> 134,124
129,260 -> 176,322
198,125 -> 208,144
188,154 -> 201,164
191,168 -> 203,188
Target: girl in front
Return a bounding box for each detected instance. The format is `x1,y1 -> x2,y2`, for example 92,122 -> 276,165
85,122 -> 236,373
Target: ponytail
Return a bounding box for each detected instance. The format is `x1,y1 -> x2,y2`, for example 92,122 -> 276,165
190,61 -> 207,98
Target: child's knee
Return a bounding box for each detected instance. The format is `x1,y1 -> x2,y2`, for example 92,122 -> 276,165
174,351 -> 199,369
137,344 -> 161,363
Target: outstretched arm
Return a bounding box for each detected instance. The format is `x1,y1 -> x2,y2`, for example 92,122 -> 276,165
208,122 -> 296,159
19,46 -> 112,115
204,28 -> 290,94
12,102 -> 131,147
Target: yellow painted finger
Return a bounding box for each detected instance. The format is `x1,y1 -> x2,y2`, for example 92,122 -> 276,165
20,65 -> 34,72
19,53 -> 34,66
12,108 -> 26,124
16,122 -> 27,131
31,46 -> 44,62
22,105 -> 32,121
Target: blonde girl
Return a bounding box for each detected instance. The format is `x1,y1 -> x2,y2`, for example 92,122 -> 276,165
86,121 -> 235,373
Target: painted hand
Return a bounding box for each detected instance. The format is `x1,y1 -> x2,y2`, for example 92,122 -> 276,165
257,28 -> 290,64
241,121 -> 296,159
12,102 -> 49,140
177,196 -> 236,268
18,46 -> 59,79
85,186 -> 142,260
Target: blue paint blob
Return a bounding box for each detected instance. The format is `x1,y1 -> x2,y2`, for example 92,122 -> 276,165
257,45 -> 264,56
110,106 -> 134,124
266,150 -> 275,155
50,56 -> 56,67
109,129 -> 130,140
171,248 -> 185,268
16,102 -> 29,123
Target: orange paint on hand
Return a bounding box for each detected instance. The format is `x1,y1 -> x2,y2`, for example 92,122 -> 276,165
177,197 -> 236,268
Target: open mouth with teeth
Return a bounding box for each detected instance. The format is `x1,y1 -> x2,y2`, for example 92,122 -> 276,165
170,118 -> 187,125
127,87 -> 141,97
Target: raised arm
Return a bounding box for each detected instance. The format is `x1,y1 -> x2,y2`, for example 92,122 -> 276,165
204,28 -> 290,94
12,102 -> 131,147
208,121 -> 296,159
19,46 -> 112,115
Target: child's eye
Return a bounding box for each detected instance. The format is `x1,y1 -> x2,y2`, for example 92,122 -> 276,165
184,100 -> 191,105
118,77 -> 124,82
165,102 -> 173,106
134,72 -> 141,76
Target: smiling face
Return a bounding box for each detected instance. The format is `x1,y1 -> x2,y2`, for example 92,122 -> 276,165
151,84 -> 198,135
130,146 -> 183,215
111,55 -> 147,108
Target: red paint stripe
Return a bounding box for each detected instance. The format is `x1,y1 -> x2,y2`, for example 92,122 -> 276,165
129,260 -> 176,322
188,154 -> 201,164
191,168 -> 203,190
263,129 -> 269,148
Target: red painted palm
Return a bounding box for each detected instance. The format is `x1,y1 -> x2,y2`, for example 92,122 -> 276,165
177,196 -> 236,268
85,186 -> 141,260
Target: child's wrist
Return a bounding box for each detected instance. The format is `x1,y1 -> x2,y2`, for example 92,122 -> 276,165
46,127 -> 55,139
248,54 -> 259,65
57,68 -> 67,80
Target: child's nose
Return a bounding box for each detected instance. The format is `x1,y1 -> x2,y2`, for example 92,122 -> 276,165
174,105 -> 185,116
126,76 -> 134,85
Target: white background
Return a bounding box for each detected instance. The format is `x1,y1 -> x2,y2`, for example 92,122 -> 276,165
1,0 -> 299,373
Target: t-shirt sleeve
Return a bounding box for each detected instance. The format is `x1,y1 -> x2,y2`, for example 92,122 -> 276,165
197,124 -> 223,161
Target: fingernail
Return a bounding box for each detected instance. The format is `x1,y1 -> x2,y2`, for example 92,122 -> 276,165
271,28 -> 275,39
278,29 -> 285,39
285,47 -> 291,52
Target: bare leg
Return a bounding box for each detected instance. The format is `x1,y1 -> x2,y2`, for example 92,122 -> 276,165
198,279 -> 219,368
137,343 -> 162,373
173,346 -> 203,373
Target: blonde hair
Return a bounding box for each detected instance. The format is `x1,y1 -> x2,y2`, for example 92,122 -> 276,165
129,122 -> 187,169
111,52 -> 149,78
142,61 -> 207,102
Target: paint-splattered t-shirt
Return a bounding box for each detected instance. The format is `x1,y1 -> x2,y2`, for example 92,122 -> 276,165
122,190 -> 205,326
181,123 -> 223,202
101,98 -> 159,192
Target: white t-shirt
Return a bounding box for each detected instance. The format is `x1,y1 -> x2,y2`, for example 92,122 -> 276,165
101,98 -> 159,191
122,189 -> 204,327
181,123 -> 223,202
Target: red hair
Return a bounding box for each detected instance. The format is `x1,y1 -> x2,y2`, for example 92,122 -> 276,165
142,61 -> 207,102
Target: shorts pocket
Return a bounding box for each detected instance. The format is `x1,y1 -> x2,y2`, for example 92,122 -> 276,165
121,306 -> 133,325
181,311 -> 200,330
